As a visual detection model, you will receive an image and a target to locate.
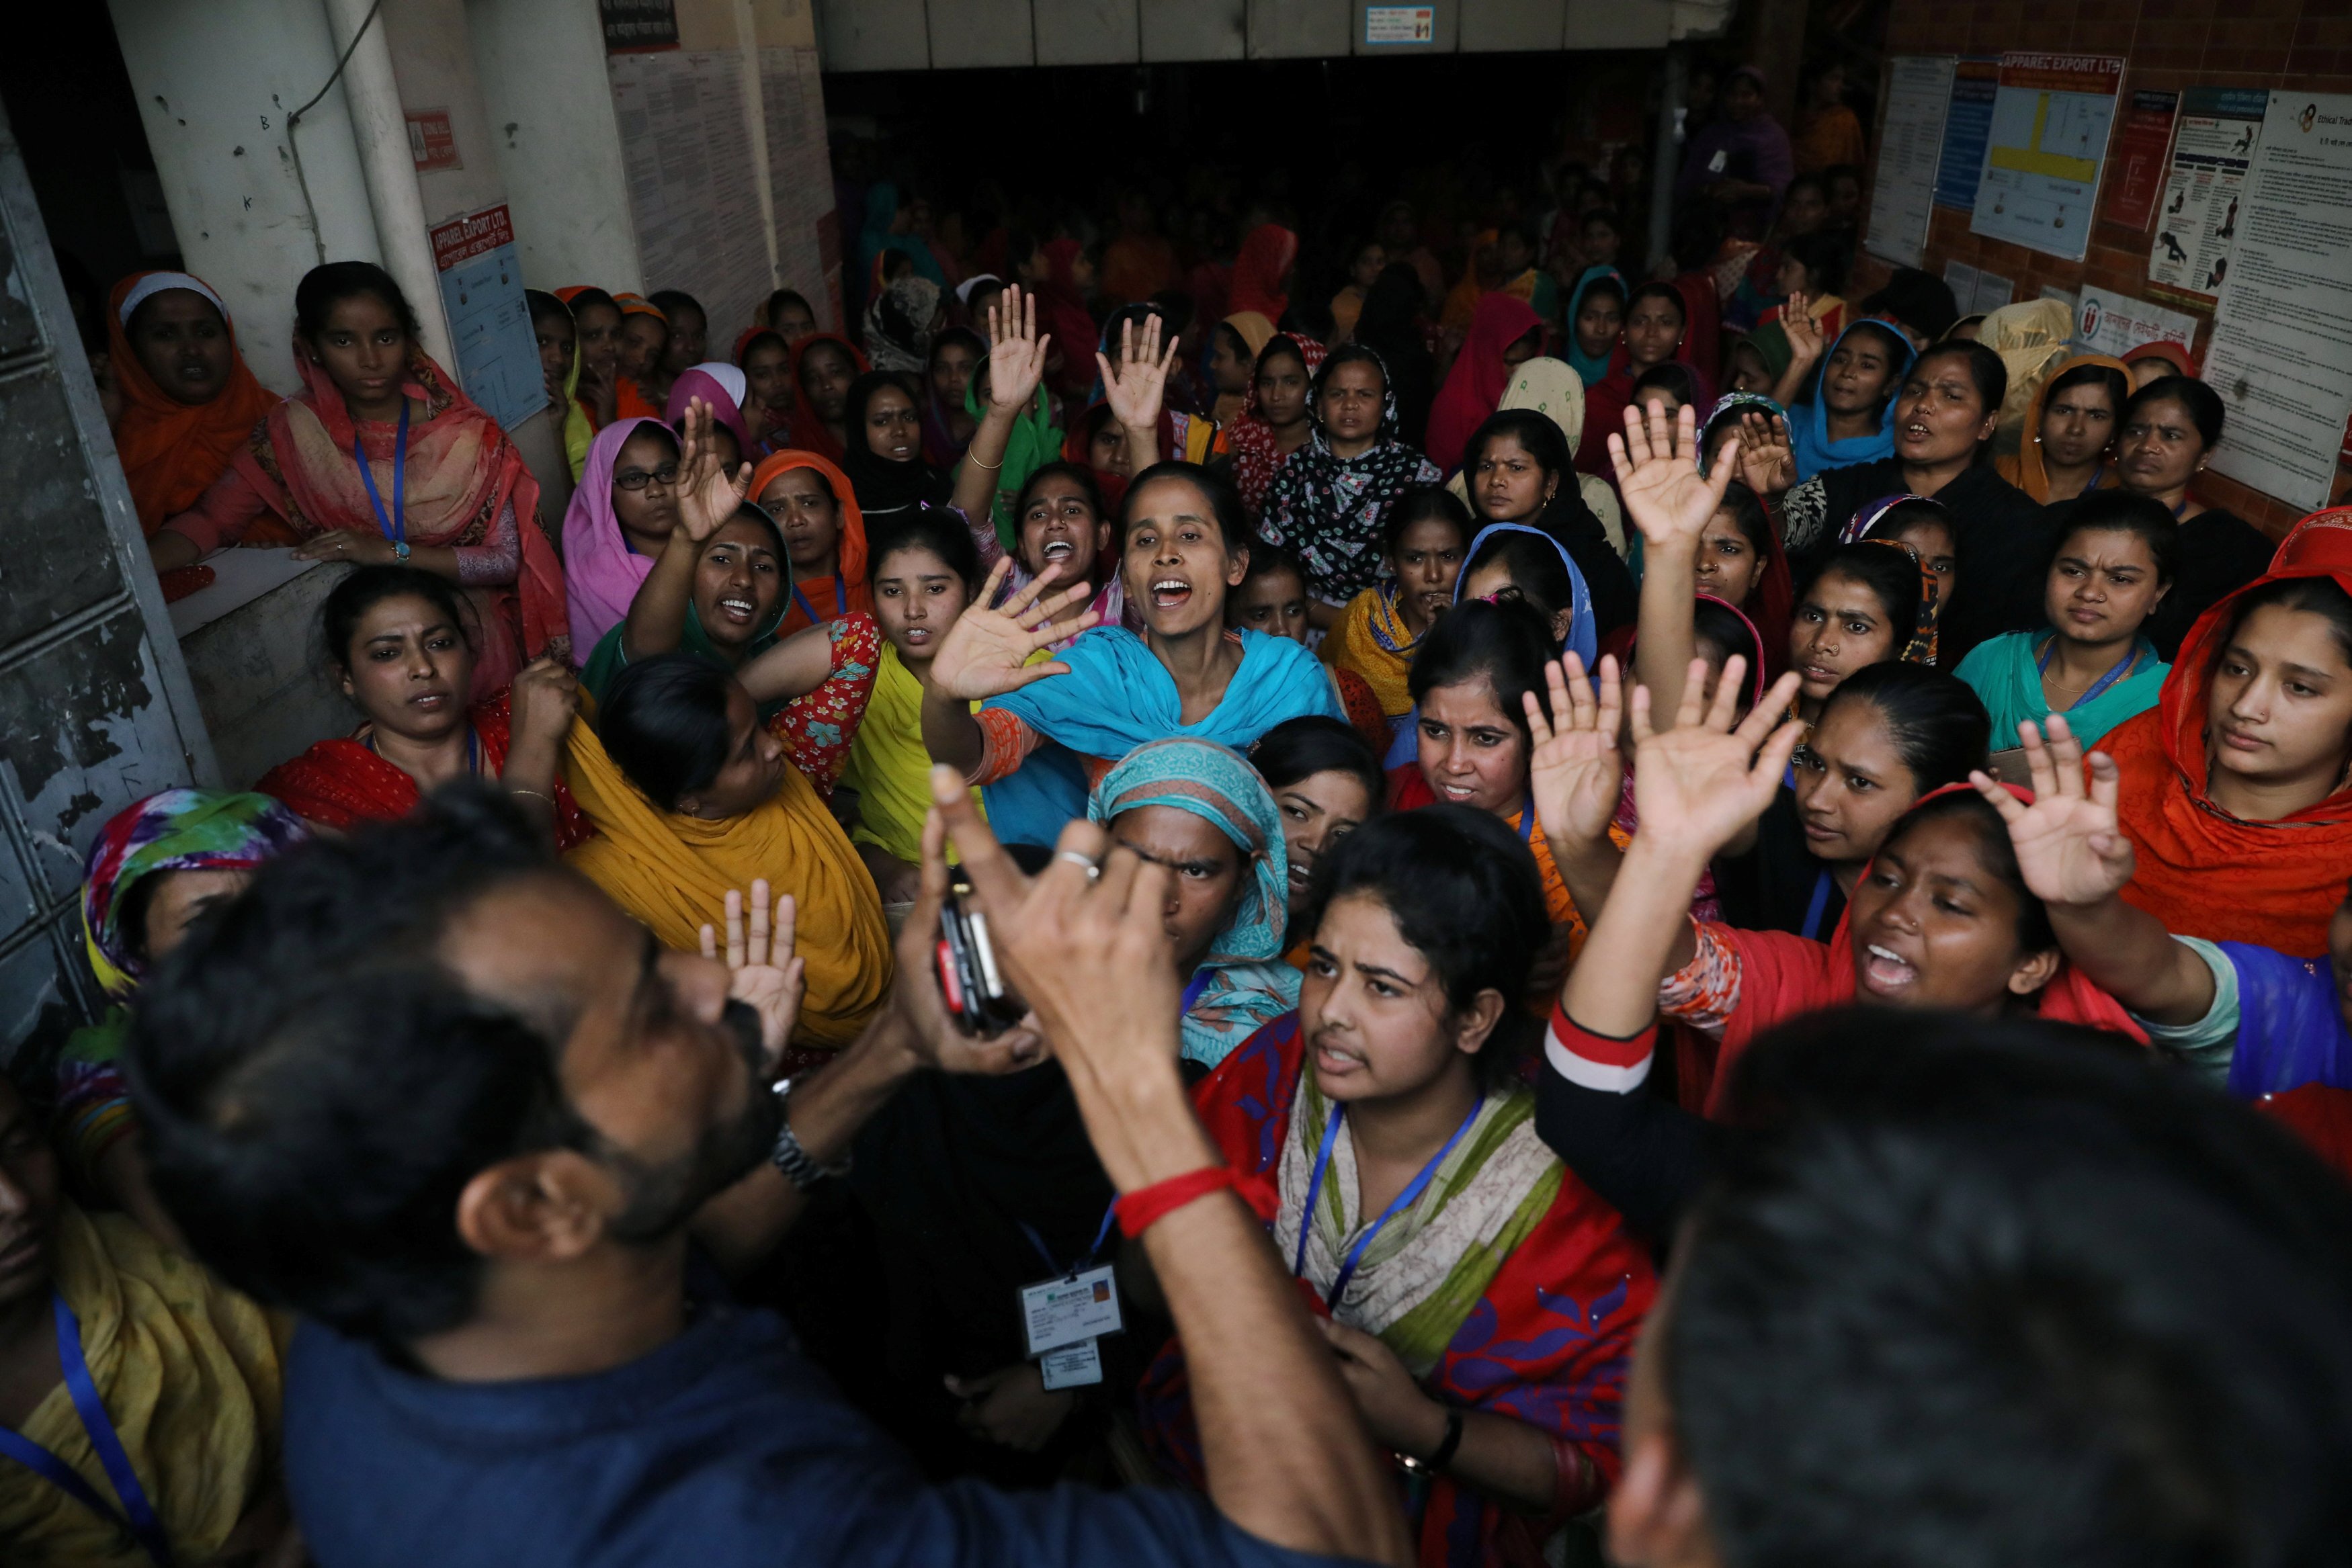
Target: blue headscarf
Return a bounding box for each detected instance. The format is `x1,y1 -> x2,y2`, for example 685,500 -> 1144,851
1457,522 -> 1598,671
1562,265 -> 1627,386
1087,738 -> 1300,1067
982,626 -> 1345,847
1788,319 -> 1916,482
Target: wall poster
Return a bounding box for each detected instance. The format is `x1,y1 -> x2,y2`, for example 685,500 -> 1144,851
1933,58 -> 2001,211
2101,88 -> 2179,231
1866,55 -> 1956,267
1969,53 -> 2126,261
2147,87 -> 2269,311
429,205 -> 542,432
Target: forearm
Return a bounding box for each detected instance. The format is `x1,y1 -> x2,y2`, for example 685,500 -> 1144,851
739,621 -> 841,705
1634,541 -> 1698,716
148,529 -> 202,571
921,685 -> 987,777
1443,1411 -> 1589,1518
1563,840 -> 1706,1036
2049,896 -> 2214,1025
952,404 -> 1021,519
1769,356 -> 1817,410
1122,419 -> 1160,479
621,532 -> 701,659
390,543 -> 465,580
1548,831 -> 1623,939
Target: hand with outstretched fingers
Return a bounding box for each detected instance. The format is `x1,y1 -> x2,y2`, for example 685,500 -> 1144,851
1626,656 -> 1806,861
1097,311 -> 1179,435
675,396 -> 755,546
924,556 -> 1100,701
698,879 -> 804,1070
985,285 -> 1051,414
1969,714 -> 2137,908
1523,652 -> 1627,851
1611,400 -> 1735,552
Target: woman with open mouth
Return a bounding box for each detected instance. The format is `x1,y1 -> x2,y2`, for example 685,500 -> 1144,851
919,313 -> 1344,849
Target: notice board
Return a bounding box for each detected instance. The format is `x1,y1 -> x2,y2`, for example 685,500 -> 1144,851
429,204 -> 540,432
1866,56 -> 1956,267
1970,54 -> 2126,262
1934,58 -> 2001,211
609,49 -> 773,347
2148,87 -> 2269,312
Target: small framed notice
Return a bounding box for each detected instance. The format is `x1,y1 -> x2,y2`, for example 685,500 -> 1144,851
1365,6 -> 1435,44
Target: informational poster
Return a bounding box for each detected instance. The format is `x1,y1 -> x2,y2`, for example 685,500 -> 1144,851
2101,89 -> 2179,230
1866,55 -> 1957,267
1364,6 -> 1435,44
599,0 -> 677,52
759,46 -> 839,332
609,50 -> 773,347
1970,54 -> 2126,261
2148,87 -> 2268,310
428,205 -> 541,432
406,109 -> 460,172
2074,285 -> 2199,360
1935,58 -> 2001,210
2204,93 -> 2352,509
1972,270 -> 2015,312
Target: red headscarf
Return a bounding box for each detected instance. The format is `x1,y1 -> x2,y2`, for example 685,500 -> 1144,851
1222,333 -> 1327,519
748,448 -> 872,637
1036,240 -> 1102,399
781,333 -> 870,466
1424,292 -> 1544,472
106,272 -> 282,534
2107,509 -> 2352,957
1228,224 -> 1300,321
2122,339 -> 2199,378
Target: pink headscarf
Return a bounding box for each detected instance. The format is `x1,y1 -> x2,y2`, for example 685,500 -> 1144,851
561,417 -> 669,653
663,363 -> 754,455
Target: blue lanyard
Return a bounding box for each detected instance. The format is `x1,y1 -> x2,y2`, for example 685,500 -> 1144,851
0,1293 -> 176,1567
2036,636 -> 2140,711
1293,1094 -> 1484,1309
2076,464 -> 2107,499
1515,793 -> 1535,844
791,576 -> 847,627
1800,866 -> 1836,941
353,399 -> 410,545
1020,1202 -> 1122,1279
1180,968 -> 1215,1017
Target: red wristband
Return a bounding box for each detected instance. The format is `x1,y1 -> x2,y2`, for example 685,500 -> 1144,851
1114,1166 -> 1239,1235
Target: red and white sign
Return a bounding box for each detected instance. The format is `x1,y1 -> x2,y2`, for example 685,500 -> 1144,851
406,109 -> 460,172
429,204 -> 516,273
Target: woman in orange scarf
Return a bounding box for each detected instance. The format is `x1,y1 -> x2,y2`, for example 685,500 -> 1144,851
149,261 -> 568,685
748,448 -> 872,638
104,271 -> 280,535
611,292 -> 669,420
1994,353 -> 2130,503
2104,509 -> 2352,957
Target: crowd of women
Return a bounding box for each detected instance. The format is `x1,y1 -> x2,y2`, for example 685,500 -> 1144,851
15,142 -> 2352,1565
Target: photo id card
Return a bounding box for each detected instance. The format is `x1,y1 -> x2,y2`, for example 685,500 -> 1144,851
1039,1338 -> 1103,1390
1019,1264 -> 1122,1356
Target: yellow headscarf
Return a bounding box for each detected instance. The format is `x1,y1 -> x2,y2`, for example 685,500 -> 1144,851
562,716 -> 892,1049
1322,585 -> 1423,718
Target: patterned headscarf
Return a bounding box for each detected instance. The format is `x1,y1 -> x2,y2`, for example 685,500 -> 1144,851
81,789 -> 307,998
864,275 -> 942,374
1860,537 -> 1942,665
1259,345 -> 1443,605
1087,738 -> 1300,1067
1839,491 -> 1941,546
1697,391 -> 1786,476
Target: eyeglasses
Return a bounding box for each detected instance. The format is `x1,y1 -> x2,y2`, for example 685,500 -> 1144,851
614,463 -> 680,491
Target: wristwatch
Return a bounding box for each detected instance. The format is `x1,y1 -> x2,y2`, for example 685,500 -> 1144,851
769,1078 -> 850,1189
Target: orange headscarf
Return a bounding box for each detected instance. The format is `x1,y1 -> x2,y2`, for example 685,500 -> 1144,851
2107,509 -> 2352,957
749,449 -> 872,637
1994,353 -> 2131,502
106,272 -> 281,535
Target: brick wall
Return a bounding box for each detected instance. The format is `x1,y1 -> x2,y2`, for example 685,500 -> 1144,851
1857,1 -> 2352,537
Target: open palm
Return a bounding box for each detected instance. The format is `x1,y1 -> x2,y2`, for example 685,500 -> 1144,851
1734,410 -> 1795,496
985,285 -> 1050,412
1523,653 -> 1625,850
1629,657 -> 1804,859
1970,716 -> 2136,907
927,558 -> 1098,701
1610,400 -> 1734,550
1098,312 -> 1177,433
675,397 -> 753,544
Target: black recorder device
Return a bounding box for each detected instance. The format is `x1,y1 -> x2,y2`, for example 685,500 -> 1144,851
934,883 -> 1027,1036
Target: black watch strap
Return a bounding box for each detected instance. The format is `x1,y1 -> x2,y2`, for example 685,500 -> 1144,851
769,1079 -> 850,1189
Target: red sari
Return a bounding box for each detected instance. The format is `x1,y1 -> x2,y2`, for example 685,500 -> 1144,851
2109,509 -> 2352,957
257,691 -> 592,850
1138,1015 -> 1654,1568
1425,294 -> 1543,474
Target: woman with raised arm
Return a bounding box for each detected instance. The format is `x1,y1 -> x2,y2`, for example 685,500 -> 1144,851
920,319 -> 1343,846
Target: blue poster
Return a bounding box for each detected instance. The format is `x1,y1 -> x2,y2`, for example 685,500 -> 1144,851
1935,58 -> 2001,211
429,205 -> 543,433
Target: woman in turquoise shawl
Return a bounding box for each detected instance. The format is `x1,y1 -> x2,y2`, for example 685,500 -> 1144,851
1788,318 -> 1916,482
1087,737 -> 1300,1066
1562,265 -> 1626,387
1954,493 -> 2175,749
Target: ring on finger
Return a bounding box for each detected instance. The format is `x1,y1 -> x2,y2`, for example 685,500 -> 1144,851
1055,848 -> 1102,881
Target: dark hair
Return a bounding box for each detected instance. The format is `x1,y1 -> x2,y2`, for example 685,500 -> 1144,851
1716,480 -> 1772,558
1120,460 -> 1247,551
320,565 -> 475,675
646,288 -> 704,324
2050,492 -> 2181,587
734,327 -> 787,367
1668,1006 -> 2352,1568
1801,543 -> 1922,640
764,288 -> 813,326
1576,275 -> 1628,314
1014,458 -> 1107,525
1884,789 -> 2054,954
1276,298 -> 1336,345
1384,484 -> 1473,556
845,369 -> 920,461
1633,362 -> 1703,406
869,505 -> 983,593
796,335 -> 857,390
1252,715 -> 1386,812
1103,300 -> 1165,353
523,288 -> 571,329
1818,664 -> 1991,795
124,786 -> 587,1346
1859,265 -> 1958,341
599,654 -> 738,812
1498,218 -> 1542,256
1626,281 -> 1689,328
1315,341 -> 1390,405
1580,207 -> 1624,236
1857,496 -> 1956,550
1463,407 -> 1571,489
1464,527 -> 1578,623
1304,808 -> 1549,1092
1824,161 -> 1862,188
927,325 -> 985,370
1255,333 -> 1312,383
1146,288 -> 1195,339
614,420 -> 681,467
2125,374 -> 2226,451
1783,171 -> 1830,208
1408,597 -> 1557,742
716,500 -> 786,561
2042,360 -> 2130,425
1840,318 -> 1915,374
294,260 -> 421,343
1693,596 -> 1765,679
1780,229 -> 1851,296
1912,341 -> 2008,439
565,286 -> 619,320
1239,538 -> 1306,593
2215,574 -> 2352,671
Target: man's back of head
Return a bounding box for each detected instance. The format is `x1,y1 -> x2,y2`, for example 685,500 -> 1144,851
1613,1009 -> 2352,1568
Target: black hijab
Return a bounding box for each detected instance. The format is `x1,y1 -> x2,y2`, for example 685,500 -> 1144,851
841,369 -> 950,519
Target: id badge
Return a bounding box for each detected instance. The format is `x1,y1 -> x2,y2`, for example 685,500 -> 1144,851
1708,148 -> 1728,174
1019,1264 -> 1123,1356
1040,1338 -> 1103,1390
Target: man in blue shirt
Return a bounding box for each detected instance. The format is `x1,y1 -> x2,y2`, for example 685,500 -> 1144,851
125,782 -> 1412,1568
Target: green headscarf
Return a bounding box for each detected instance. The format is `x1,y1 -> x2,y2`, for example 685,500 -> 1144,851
958,378 -> 1061,552
579,504 -> 795,717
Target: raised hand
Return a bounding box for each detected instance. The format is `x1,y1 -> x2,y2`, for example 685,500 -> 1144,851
1098,310 -> 1178,435
1627,657 -> 1805,861
985,284 -> 1050,413
1734,410 -> 1796,497
1609,399 -> 1734,551
698,879 -> 806,1071
1523,653 -> 1626,851
1969,715 -> 2136,908
925,557 -> 1099,701
675,396 -> 754,545
508,656 -> 581,751
1780,290 -> 1822,367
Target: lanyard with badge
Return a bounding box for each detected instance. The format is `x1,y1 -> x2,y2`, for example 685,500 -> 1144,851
1016,1202 -> 1124,1389
1294,1096 -> 1483,1309
355,400 -> 411,560
0,1293 -> 177,1567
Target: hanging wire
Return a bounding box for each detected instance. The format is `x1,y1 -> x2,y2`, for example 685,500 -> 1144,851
284,0 -> 386,267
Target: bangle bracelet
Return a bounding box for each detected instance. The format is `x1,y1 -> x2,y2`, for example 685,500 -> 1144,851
1114,1166 -> 1236,1235
968,451 -> 1004,470
1418,1407 -> 1464,1473
508,787 -> 554,805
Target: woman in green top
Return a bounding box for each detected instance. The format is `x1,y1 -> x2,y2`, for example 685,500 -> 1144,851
1955,492 -> 2175,751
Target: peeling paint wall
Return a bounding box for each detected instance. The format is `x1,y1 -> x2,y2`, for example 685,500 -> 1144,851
0,101 -> 216,1075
